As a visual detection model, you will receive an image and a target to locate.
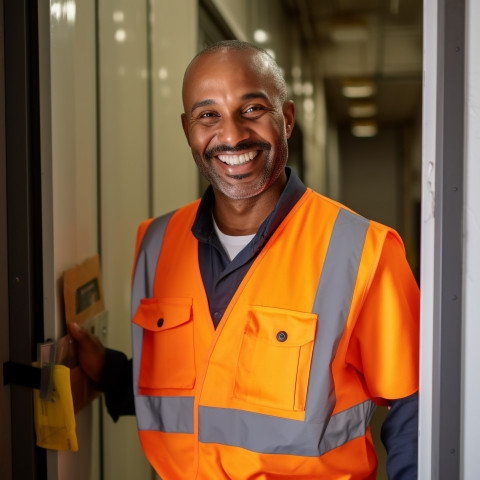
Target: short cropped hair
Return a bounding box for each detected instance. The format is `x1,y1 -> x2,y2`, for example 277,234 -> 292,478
183,40 -> 288,104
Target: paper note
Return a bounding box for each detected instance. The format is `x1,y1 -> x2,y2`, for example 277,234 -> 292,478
33,364 -> 78,451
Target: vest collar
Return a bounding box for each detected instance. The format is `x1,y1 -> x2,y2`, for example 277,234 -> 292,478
192,167 -> 307,254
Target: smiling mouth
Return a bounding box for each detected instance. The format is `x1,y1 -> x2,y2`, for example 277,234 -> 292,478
217,151 -> 257,166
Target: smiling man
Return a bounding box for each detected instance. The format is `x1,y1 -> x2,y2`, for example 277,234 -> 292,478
70,40 -> 419,479
181,44 -> 295,234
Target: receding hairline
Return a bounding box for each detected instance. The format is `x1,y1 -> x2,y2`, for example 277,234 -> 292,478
182,40 -> 288,105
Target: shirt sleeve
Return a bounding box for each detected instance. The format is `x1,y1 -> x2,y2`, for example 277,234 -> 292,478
346,230 -> 420,476
381,392 -> 419,479
346,231 -> 420,401
98,348 -> 135,421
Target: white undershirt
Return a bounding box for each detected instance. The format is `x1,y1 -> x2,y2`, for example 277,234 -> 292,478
212,216 -> 256,261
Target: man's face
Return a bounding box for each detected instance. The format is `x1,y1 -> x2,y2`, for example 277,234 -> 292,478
181,49 -> 295,201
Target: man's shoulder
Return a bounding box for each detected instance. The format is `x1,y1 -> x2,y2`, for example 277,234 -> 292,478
305,190 -> 404,254
138,199 -> 201,233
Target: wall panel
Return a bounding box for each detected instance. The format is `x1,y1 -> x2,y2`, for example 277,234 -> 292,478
98,1 -> 151,478
151,0 -> 198,215
49,0 -> 100,478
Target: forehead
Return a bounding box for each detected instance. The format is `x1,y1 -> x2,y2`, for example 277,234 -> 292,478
183,49 -> 279,107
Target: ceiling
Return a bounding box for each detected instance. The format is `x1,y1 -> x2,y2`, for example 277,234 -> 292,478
282,0 -> 423,128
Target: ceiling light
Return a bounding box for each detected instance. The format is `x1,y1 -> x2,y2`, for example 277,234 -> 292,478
51,1 -> 76,24
351,120 -> 378,137
113,11 -> 124,22
253,29 -> 269,43
115,29 -> 126,42
303,82 -> 314,96
292,66 -> 302,79
342,80 -> 376,98
158,67 -> 168,80
348,102 -> 377,118
293,81 -> 303,96
303,98 -> 315,113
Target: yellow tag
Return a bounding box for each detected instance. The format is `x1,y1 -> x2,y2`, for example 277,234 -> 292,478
33,364 -> 78,451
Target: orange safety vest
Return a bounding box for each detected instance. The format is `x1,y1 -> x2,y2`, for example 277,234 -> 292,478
131,188 -> 419,479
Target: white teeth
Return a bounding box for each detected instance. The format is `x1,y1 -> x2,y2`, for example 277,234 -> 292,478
217,151 -> 256,166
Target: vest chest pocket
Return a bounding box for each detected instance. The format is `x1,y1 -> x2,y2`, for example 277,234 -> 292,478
133,297 -> 195,393
234,306 -> 318,411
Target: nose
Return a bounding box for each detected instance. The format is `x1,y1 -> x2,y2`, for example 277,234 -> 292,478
217,115 -> 250,146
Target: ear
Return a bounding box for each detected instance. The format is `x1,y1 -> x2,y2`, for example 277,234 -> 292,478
181,113 -> 190,145
283,100 -> 295,139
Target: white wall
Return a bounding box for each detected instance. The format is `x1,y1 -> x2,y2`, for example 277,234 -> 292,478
462,1 -> 480,477
152,0 -> 198,216
97,1 -> 152,478
210,0 -> 248,40
49,1 -> 100,478
419,0 -> 437,476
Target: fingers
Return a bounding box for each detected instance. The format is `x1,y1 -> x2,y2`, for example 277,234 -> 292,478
67,321 -> 86,341
67,321 -> 106,383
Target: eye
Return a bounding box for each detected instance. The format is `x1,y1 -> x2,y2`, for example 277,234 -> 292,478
199,111 -> 218,118
195,110 -> 220,125
243,104 -> 268,118
244,105 -> 263,113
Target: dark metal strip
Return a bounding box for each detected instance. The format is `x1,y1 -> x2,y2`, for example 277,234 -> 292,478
432,0 -> 465,478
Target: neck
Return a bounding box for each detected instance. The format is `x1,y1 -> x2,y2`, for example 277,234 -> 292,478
212,173 -> 287,236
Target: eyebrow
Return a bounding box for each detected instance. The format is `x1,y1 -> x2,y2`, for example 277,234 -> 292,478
191,99 -> 216,113
190,92 -> 270,114
241,92 -> 269,102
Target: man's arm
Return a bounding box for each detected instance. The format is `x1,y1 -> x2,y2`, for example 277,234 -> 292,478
68,322 -> 135,420
345,231 -> 420,477
98,349 -> 135,421
381,392 -> 418,479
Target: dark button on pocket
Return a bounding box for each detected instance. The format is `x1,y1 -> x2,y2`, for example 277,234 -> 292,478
157,318 -> 164,328
276,331 -> 288,342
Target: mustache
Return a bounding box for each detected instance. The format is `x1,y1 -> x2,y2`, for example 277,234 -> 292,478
204,141 -> 271,161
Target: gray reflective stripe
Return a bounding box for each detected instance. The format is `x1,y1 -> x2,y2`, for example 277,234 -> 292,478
136,396 -> 194,433
131,212 -> 179,421
199,208 -> 373,455
306,208 -> 370,425
319,400 -> 376,454
131,212 -> 175,314
199,400 -> 376,456
131,213 -> 195,434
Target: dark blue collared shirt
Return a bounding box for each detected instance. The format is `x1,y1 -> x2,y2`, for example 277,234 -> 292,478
191,167 -> 306,328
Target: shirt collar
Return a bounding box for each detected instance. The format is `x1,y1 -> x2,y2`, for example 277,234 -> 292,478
192,167 -> 307,249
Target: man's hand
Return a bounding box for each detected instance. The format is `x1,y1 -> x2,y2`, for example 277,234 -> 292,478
68,322 -> 106,383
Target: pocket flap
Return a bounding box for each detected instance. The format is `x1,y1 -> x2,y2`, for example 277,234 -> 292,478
133,297 -> 193,331
245,306 -> 317,347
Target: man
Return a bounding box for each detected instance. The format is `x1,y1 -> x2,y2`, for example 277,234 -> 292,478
70,40 -> 419,479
